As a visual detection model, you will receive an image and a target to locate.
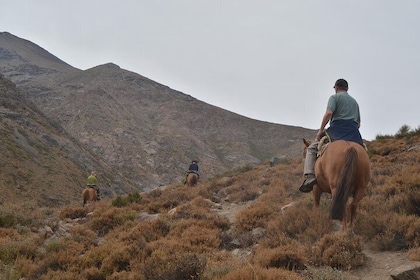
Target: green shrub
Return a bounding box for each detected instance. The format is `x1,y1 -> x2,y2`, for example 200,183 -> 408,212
0,213 -> 15,228
112,192 -> 143,207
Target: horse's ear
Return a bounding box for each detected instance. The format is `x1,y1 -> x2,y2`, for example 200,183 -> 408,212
303,138 -> 311,147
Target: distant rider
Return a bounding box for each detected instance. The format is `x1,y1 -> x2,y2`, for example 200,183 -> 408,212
185,160 -> 200,183
87,171 -> 100,199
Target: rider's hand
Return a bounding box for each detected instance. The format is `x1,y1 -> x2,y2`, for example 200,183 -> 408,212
316,129 -> 323,141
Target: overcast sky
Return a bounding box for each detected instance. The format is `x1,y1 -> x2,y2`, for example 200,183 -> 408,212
1,1 -> 419,140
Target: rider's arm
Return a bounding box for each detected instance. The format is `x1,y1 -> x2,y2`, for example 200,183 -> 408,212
317,109 -> 333,140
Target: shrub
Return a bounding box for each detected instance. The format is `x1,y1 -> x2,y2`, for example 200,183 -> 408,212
0,239 -> 39,265
234,204 -> 274,233
59,206 -> 88,219
101,246 -> 132,274
122,219 -> 170,243
0,212 -> 16,228
89,208 -> 136,236
82,267 -> 107,280
220,266 -> 303,280
310,233 -> 365,269
254,244 -> 306,271
408,247 -> 420,262
142,250 -> 207,280
112,192 -> 143,208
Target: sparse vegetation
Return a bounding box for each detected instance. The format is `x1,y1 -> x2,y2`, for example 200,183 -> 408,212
1,133 -> 420,279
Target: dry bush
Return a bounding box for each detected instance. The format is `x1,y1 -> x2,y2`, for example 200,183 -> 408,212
405,218 -> 420,248
122,219 -> 170,243
145,199 -> 178,213
308,267 -> 347,280
0,238 -> 39,265
39,270 -> 81,280
81,266 -> 106,280
234,203 -> 274,233
59,205 -> 88,219
253,244 -> 307,271
80,244 -> 113,273
310,233 -> 365,270
201,251 -> 241,279
107,270 -> 144,280
68,224 -> 98,246
356,199 -> 418,250
101,245 -> 133,275
168,219 -> 222,252
145,186 -> 203,213
219,265 -> 303,280
88,207 -> 137,236
142,245 -> 207,280
408,247 -> 420,261
144,187 -> 163,199
229,187 -> 260,203
27,239 -> 85,279
172,202 -> 212,221
264,200 -> 333,245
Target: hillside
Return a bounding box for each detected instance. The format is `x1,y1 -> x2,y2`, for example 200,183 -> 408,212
0,74 -> 138,209
0,31 -> 315,191
1,132 -> 419,279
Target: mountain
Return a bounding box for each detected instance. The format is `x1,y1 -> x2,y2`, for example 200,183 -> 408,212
0,74 -> 138,209
0,31 -> 315,194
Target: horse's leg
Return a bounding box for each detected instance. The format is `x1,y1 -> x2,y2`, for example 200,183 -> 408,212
313,185 -> 321,208
348,188 -> 365,227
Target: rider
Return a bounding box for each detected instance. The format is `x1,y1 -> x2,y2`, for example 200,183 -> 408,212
185,160 -> 199,183
87,171 -> 101,199
299,79 -> 363,193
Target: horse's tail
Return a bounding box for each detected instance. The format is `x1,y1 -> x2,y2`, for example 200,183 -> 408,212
330,146 -> 357,220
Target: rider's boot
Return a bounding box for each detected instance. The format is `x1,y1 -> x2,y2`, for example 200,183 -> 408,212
299,174 -> 317,192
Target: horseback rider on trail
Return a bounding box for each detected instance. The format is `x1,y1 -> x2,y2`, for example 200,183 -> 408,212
299,79 -> 364,193
87,171 -> 101,199
185,160 -> 200,183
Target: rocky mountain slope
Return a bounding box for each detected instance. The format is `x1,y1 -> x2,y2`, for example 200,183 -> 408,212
0,31 -> 315,193
0,74 -> 138,209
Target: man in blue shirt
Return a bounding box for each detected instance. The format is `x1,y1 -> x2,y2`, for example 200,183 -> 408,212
299,79 -> 363,193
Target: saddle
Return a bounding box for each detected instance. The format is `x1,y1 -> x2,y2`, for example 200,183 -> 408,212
186,170 -> 200,180
317,134 -> 368,158
317,135 -> 331,157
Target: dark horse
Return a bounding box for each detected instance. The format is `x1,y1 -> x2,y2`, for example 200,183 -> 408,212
82,187 -> 98,207
303,139 -> 370,231
186,172 -> 198,187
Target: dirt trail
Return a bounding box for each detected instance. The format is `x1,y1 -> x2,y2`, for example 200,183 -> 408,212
342,249 -> 419,280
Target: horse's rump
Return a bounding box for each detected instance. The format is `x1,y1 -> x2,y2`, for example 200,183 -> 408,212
313,140 -> 370,228
82,187 -> 98,207
186,172 -> 198,187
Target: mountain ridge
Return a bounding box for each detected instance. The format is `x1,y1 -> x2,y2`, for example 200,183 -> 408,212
0,31 -> 315,199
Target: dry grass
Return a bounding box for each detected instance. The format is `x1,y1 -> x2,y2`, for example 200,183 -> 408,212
2,134 -> 420,279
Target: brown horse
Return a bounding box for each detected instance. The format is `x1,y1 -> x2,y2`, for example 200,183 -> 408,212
82,187 -> 98,207
186,172 -> 198,187
303,139 -> 370,231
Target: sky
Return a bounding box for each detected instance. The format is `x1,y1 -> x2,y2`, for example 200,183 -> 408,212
1,0 -> 420,140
